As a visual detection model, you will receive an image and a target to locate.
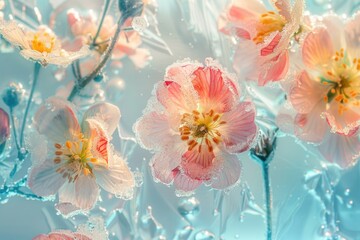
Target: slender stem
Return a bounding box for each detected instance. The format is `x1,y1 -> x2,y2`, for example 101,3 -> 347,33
67,15 -> 128,101
92,0 -> 111,46
9,108 -> 21,156
20,62 -> 41,147
262,162 -> 272,240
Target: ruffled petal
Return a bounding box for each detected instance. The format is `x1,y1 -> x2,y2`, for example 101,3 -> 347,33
210,152 -> 241,189
94,154 -> 135,199
74,174 -> 99,210
133,111 -> 173,150
34,97 -> 80,144
302,27 -> 334,69
83,102 -> 121,136
290,71 -> 329,114
28,159 -> 66,196
318,131 -> 360,168
324,102 -> 360,135
219,102 -> 257,153
271,0 -> 291,21
192,66 -> 239,112
181,149 -> 216,180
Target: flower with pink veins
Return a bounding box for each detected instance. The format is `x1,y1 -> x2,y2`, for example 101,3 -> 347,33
134,58 -> 257,194
219,0 -> 304,86
66,8 -> 150,72
287,14 -> 360,167
28,97 -> 135,211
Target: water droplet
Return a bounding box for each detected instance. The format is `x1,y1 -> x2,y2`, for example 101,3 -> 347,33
178,197 -> 200,217
194,230 -> 216,240
105,78 -> 125,102
131,16 -> 148,32
174,226 -> 194,240
344,188 -> 350,196
139,206 -> 165,239
346,200 -> 353,209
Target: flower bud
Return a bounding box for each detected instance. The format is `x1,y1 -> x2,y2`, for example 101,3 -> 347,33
2,82 -> 24,108
250,129 -> 278,164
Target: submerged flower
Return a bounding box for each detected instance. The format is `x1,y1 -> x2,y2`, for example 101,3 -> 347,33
0,21 -> 89,66
28,97 -> 135,211
134,58 -> 257,193
285,14 -> 360,167
219,0 -> 304,85
66,9 -> 150,71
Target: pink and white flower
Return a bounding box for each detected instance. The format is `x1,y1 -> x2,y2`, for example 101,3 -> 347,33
134,58 -> 257,193
66,9 -> 151,72
285,14 -> 360,167
0,21 -> 89,66
28,97 -> 135,211
219,0 -> 304,86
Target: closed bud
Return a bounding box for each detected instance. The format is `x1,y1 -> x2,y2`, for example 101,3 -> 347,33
2,82 -> 24,108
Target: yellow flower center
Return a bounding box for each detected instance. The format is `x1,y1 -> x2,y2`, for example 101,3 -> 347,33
321,48 -> 360,114
253,11 -> 286,44
179,109 -> 226,153
30,30 -> 56,53
53,136 -> 97,183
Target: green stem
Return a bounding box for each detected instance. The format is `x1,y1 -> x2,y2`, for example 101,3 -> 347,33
262,162 -> 272,240
92,0 -> 111,46
67,15 -> 127,102
20,62 -> 41,147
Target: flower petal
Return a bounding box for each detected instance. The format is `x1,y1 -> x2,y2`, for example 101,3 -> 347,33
28,159 -> 66,196
74,174 -> 99,210
83,102 -> 121,136
318,131 -> 360,168
128,48 -> 151,68
294,103 -> 328,143
219,102 -> 257,153
345,12 -> 360,59
34,97 -> 80,144
94,154 -> 135,199
324,102 -> 360,135
259,50 -> 289,85
181,149 -> 216,180
290,71 -> 329,114
192,66 -> 239,112
0,20 -> 29,48
210,152 -> 241,189
133,111 -> 173,150
173,170 -> 202,193
83,119 -> 109,164
271,0 -> 291,21
302,27 -> 334,69
150,147 -> 183,185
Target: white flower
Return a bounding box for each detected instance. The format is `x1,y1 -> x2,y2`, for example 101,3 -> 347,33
0,21 -> 89,66
28,97 -> 135,211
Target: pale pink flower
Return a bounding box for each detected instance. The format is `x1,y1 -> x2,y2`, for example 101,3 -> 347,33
284,14 -> 360,167
28,97 -> 135,211
134,58 -> 257,193
219,0 -> 304,86
33,231 -> 91,240
65,9 -> 150,73
0,21 -> 89,66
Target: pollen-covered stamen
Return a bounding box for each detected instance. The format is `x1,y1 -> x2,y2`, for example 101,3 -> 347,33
253,11 -> 287,44
320,48 -> 360,114
179,109 -> 226,153
29,30 -> 57,53
53,137 -> 96,183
